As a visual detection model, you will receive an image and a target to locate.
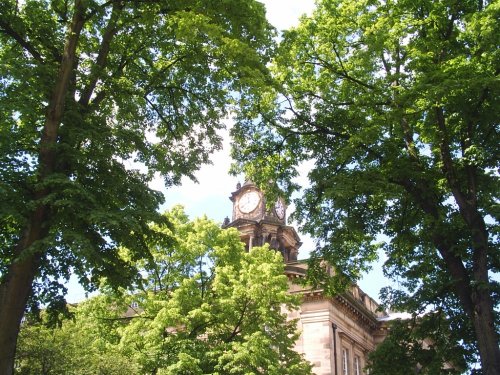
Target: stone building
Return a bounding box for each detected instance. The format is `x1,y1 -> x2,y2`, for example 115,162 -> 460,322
223,181 -> 389,375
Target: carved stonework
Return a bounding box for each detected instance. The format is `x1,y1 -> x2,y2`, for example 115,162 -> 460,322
223,181 -> 301,261
332,295 -> 379,332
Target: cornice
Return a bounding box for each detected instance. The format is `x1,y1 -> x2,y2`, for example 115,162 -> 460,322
332,293 -> 380,331
288,281 -> 381,332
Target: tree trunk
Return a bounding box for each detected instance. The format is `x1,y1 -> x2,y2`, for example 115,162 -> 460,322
0,2 -> 85,373
444,254 -> 500,374
471,285 -> 500,375
401,176 -> 500,374
0,209 -> 47,375
433,225 -> 500,375
434,106 -> 500,374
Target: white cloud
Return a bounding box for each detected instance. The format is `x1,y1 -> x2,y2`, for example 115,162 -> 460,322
158,124 -> 239,222
260,0 -> 316,31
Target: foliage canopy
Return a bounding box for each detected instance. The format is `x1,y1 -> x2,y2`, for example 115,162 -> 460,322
0,0 -> 275,371
231,0 -> 499,372
16,208 -> 312,375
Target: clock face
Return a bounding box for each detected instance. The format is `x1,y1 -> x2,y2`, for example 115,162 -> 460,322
238,191 -> 260,213
275,199 -> 285,219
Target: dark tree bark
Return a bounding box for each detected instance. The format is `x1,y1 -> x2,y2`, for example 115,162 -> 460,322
0,214 -> 46,375
435,106 -> 500,375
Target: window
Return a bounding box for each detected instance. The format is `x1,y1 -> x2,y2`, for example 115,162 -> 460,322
131,301 -> 139,309
354,355 -> 360,375
342,348 -> 350,375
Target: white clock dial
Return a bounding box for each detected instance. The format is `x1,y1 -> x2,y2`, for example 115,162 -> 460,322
275,199 -> 285,219
238,191 -> 260,213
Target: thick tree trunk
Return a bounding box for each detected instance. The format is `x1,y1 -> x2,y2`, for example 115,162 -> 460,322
471,290 -> 500,375
0,261 -> 37,375
401,174 -> 499,374
0,209 -> 47,375
433,222 -> 500,375
0,2 -> 85,373
434,106 -> 500,374
442,245 -> 500,374
469,227 -> 500,375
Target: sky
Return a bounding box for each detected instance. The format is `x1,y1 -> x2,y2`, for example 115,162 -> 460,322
66,0 -> 391,303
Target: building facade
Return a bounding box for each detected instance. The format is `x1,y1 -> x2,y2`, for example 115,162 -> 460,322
223,181 -> 388,375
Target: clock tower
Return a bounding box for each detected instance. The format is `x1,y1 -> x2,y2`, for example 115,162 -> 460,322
222,181 -> 301,262
221,181 -> 390,375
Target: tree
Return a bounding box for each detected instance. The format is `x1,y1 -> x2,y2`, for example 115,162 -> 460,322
121,207 -> 310,375
366,316 -> 468,375
15,323 -> 71,375
15,297 -> 140,374
0,0 -> 274,372
231,0 -> 499,373
118,206 -> 312,374
15,207 -> 312,374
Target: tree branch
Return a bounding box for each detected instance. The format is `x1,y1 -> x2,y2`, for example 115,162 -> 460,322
307,53 -> 376,90
79,0 -> 123,107
40,0 -> 86,177
389,174 -> 476,319
98,314 -> 155,321
224,299 -> 250,343
144,95 -> 175,136
0,18 -> 44,63
284,98 -> 385,161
